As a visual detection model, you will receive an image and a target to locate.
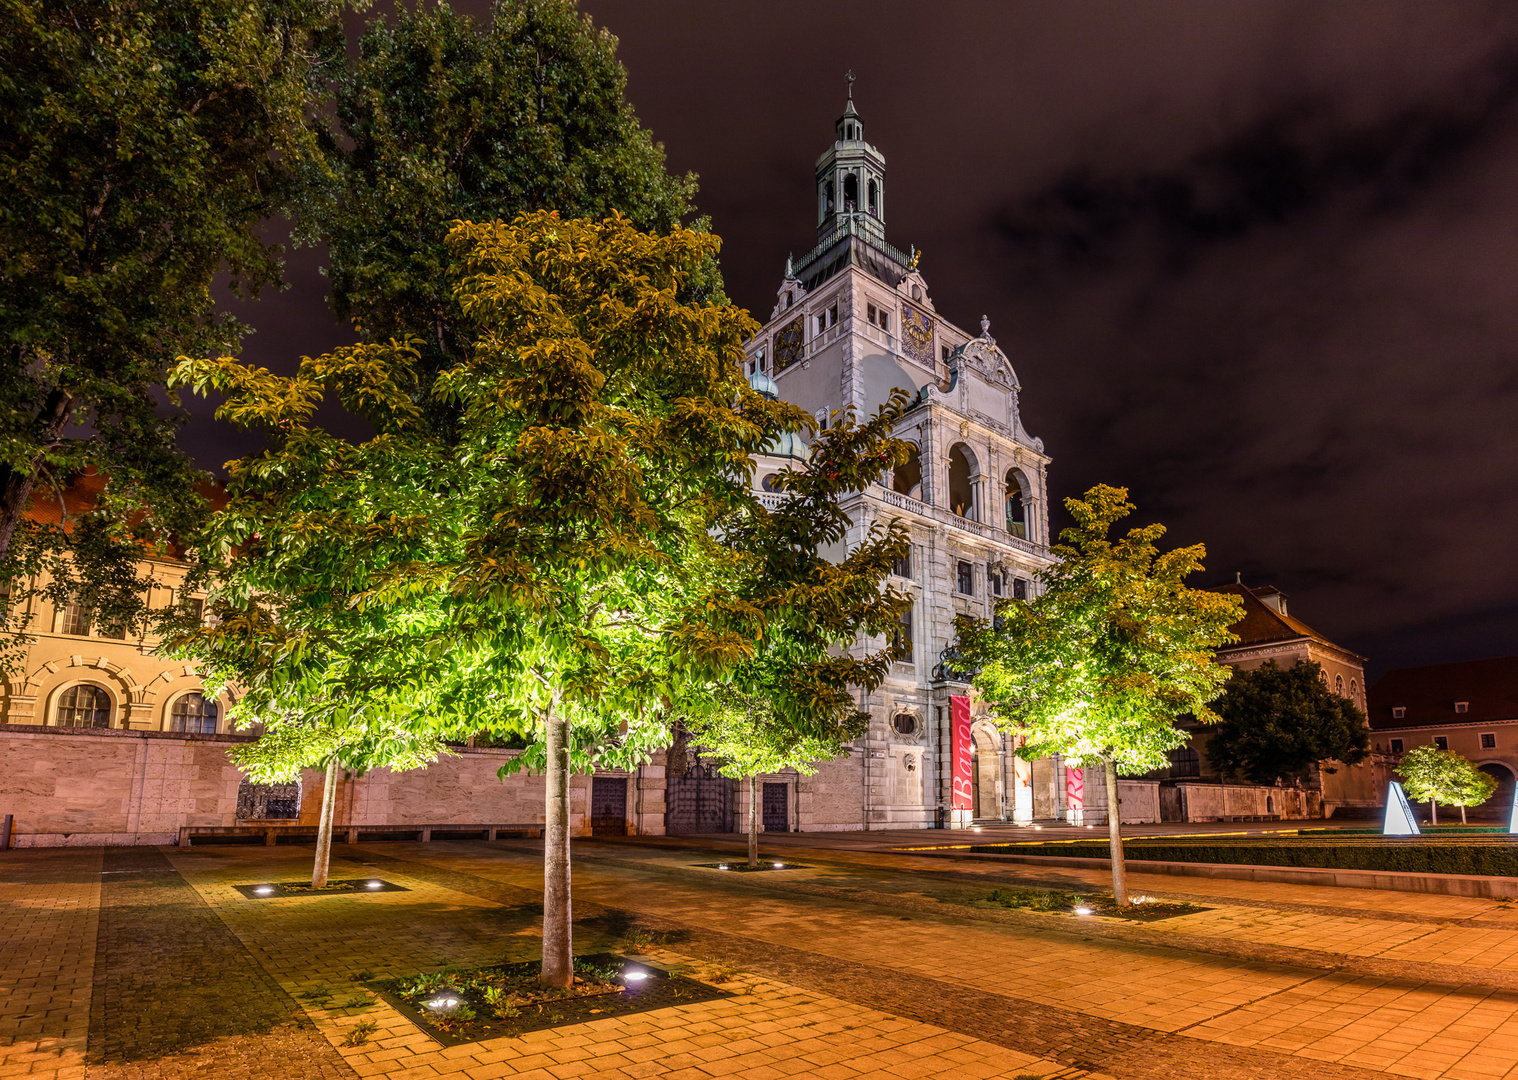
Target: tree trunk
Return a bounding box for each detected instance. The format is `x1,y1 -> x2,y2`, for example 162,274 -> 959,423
541,708 -> 573,988
1461,804 -> 1468,825
1431,799 -> 1438,826
312,756 -> 339,889
748,775 -> 759,869
1103,758 -> 1128,907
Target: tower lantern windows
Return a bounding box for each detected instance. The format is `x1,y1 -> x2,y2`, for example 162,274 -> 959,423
868,179 -> 878,216
843,173 -> 858,212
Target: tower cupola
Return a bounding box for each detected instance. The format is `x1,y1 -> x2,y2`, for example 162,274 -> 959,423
815,72 -> 886,245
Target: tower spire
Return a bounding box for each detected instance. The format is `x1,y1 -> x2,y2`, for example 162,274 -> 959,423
845,69 -> 855,100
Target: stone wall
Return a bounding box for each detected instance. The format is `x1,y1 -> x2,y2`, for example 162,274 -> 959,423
1173,782 -> 1322,822
0,724 -> 664,847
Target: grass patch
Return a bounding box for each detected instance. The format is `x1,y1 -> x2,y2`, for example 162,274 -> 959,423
974,886 -> 1203,921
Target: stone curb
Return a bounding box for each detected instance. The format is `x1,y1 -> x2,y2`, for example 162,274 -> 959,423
906,848 -> 1518,898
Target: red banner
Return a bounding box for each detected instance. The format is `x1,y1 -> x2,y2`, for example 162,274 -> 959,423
950,694 -> 973,811
1066,766 -> 1084,810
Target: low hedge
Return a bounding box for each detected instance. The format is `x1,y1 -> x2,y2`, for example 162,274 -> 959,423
966,840 -> 1518,877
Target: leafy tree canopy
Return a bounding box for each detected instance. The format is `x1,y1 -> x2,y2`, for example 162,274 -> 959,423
1398,743 -> 1498,810
316,0 -> 712,414
956,484 -> 1243,773
0,0 -> 343,651
1206,660 -> 1370,785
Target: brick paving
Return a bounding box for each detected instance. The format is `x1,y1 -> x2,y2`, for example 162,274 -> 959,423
7,834 -> 1518,1078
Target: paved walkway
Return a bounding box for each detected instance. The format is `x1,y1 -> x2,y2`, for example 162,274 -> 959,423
4,831 -> 1518,1079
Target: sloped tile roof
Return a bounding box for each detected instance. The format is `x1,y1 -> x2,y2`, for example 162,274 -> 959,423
1368,655 -> 1518,729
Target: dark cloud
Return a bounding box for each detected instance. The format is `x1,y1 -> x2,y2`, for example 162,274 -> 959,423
209,0 -> 1518,678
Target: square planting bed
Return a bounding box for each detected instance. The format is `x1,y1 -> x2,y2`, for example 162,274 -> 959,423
371,953 -> 733,1046
234,879 -> 409,899
696,860 -> 808,873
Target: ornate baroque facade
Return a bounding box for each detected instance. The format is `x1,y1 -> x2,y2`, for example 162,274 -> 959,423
738,91 -> 1062,830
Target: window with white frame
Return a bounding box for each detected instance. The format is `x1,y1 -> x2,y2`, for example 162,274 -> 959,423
169,692 -> 219,735
56,600 -> 91,636
1455,701 -> 1469,714
56,684 -> 111,727
1392,706 -> 1406,719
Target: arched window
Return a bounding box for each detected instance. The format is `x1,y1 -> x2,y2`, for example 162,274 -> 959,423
1004,469 -> 1029,538
1167,746 -> 1200,777
170,692 -> 218,734
1349,679 -> 1359,707
823,181 -> 834,216
843,173 -> 858,211
56,684 -> 111,728
891,443 -> 922,500
1335,674 -> 1344,697
867,179 -> 878,216
761,473 -> 783,493
947,444 -> 977,520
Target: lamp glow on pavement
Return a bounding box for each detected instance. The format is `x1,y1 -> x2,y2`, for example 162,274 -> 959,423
773,862 -> 784,868
717,864 -> 728,870
973,827 -> 983,832
366,881 -> 383,889
1074,906 -> 1092,916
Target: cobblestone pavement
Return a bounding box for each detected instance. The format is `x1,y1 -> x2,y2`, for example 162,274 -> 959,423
6,834 -> 1518,1079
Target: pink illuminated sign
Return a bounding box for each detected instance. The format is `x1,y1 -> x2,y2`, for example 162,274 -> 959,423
950,694 -> 973,811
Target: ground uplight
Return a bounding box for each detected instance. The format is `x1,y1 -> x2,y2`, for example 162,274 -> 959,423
1074,906 -> 1092,915
255,886 -> 274,895
622,971 -> 649,982
366,881 -> 382,889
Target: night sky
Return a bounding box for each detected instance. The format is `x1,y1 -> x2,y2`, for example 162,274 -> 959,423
202,1 -> 1518,679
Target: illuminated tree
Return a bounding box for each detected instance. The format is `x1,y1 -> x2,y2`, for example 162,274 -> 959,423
1398,743 -> 1497,825
955,485 -> 1241,905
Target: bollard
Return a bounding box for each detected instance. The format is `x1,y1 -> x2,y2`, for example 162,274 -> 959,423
1,814 -> 12,851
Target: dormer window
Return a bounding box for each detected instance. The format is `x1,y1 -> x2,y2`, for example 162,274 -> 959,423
1392,707 -> 1406,719
1455,701 -> 1469,714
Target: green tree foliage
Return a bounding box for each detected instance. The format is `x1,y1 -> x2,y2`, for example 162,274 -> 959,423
955,485 -> 1242,904
0,0 -> 342,653
1398,743 -> 1498,825
316,0 -> 710,410
685,399 -> 912,866
159,344 -> 461,885
1205,660 -> 1371,785
175,212 -> 811,985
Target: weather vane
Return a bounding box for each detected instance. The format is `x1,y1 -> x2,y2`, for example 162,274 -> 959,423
845,70 -> 855,99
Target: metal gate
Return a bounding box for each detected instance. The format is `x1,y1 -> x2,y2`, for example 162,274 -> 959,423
590,776 -> 628,836
762,782 -> 789,832
665,759 -> 734,834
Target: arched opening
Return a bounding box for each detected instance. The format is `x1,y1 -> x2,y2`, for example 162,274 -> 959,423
169,692 -> 219,734
1479,763 -> 1516,821
843,173 -> 858,211
823,180 -> 834,216
948,444 -> 977,521
1004,469 -> 1028,538
55,683 -> 111,728
867,179 -> 878,216
891,443 -> 922,499
1167,746 -> 1200,778
1349,679 -> 1359,708
1335,674 -> 1344,696
972,727 -> 1002,820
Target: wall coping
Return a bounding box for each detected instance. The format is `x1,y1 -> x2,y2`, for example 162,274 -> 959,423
0,722 -> 257,744
0,723 -> 534,759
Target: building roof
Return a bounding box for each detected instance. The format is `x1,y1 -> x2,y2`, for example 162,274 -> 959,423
1367,655 -> 1518,730
1210,582 -> 1365,662
23,469 -> 224,560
